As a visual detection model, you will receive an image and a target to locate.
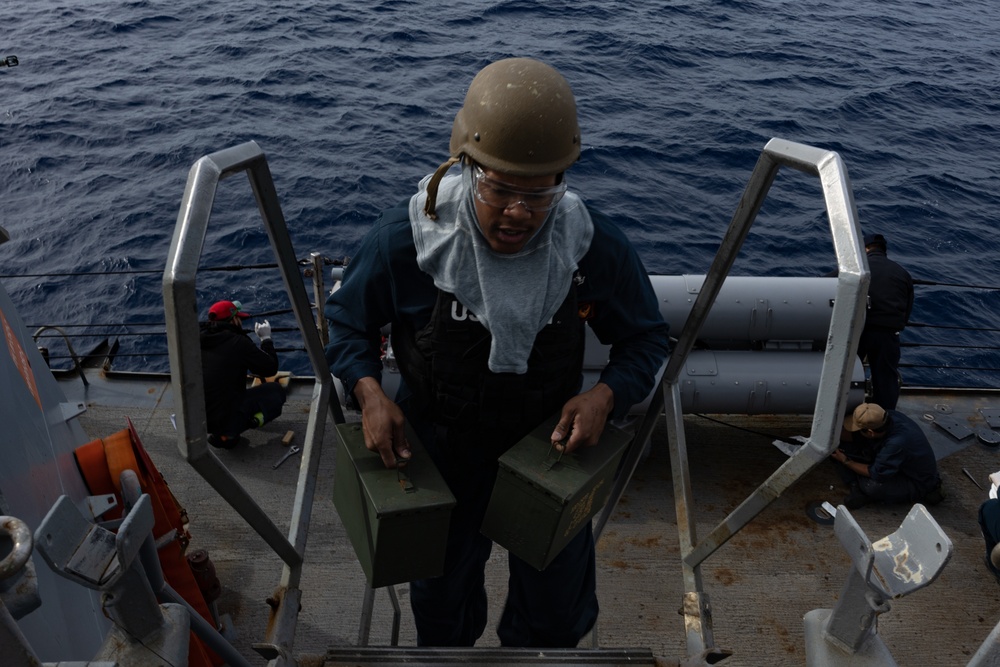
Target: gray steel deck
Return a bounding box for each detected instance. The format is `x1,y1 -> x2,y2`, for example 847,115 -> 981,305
62,373 -> 1000,666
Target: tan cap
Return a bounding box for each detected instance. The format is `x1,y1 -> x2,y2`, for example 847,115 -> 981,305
844,403 -> 888,432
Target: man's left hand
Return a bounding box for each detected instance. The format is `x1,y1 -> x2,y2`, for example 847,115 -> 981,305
550,382 -> 615,454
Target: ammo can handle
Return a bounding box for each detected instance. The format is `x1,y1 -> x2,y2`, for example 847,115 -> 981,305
543,443 -> 565,471
397,461 -> 416,493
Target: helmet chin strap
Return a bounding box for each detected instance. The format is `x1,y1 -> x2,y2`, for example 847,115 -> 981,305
423,156 -> 461,220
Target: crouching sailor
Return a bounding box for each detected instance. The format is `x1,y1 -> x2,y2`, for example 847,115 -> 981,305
831,402 -> 944,509
200,299 -> 286,448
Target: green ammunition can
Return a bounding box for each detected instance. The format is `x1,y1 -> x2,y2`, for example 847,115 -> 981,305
332,421 -> 456,588
481,413 -> 633,571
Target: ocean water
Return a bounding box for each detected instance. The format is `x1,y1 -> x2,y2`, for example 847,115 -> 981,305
1,0 -> 997,388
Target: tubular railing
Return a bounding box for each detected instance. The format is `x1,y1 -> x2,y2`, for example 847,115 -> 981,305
161,138 -> 867,665
162,141 -> 344,666
627,138 -> 868,658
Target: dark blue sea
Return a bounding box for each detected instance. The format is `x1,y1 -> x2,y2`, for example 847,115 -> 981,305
1,0 -> 998,388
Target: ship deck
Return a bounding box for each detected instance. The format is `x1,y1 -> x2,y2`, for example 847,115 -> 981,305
64,373 -> 1000,666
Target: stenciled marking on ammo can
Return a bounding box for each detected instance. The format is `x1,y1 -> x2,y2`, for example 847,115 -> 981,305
564,479 -> 606,537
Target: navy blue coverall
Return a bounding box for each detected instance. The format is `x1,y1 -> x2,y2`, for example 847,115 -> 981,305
325,205 -> 669,647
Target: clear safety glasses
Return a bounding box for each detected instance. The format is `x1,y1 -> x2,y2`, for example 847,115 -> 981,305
472,164 -> 567,214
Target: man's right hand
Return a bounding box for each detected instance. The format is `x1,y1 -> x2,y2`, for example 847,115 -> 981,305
254,320 -> 272,342
353,377 -> 412,468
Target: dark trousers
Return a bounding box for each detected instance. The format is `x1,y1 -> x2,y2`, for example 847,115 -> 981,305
841,469 -> 921,505
408,422 -> 599,647
980,499 -> 1000,575
857,329 -> 902,410
218,382 -> 285,438
837,437 -> 920,505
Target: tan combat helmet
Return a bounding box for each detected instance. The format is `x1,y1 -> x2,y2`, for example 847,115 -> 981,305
424,57 -> 581,219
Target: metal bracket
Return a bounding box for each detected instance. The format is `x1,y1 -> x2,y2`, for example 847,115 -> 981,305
59,401 -> 87,421
852,504 -> 952,599
930,416 -> 975,441
86,494 -> 119,521
979,408 -> 1000,429
804,504 -> 952,664
34,494 -> 154,590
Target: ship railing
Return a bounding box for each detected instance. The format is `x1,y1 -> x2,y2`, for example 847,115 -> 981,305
162,140 -> 345,665
14,255 -> 1000,391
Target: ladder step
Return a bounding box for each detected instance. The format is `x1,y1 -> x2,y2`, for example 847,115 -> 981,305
309,646 -> 662,666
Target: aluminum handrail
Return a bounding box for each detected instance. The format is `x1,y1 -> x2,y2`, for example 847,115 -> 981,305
162,140 -> 344,666
659,138 -> 869,657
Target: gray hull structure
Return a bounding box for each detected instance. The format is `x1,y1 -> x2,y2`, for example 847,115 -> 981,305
0,281 -> 108,659
2,139 -> 999,665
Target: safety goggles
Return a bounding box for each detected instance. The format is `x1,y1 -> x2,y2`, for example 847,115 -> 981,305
472,164 -> 567,214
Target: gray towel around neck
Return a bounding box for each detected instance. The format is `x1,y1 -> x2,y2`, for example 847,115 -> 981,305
409,165 -> 594,374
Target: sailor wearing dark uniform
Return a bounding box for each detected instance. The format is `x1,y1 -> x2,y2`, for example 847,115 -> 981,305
858,233 -> 914,410
325,58 -> 669,648
832,402 -> 943,509
200,299 -> 285,448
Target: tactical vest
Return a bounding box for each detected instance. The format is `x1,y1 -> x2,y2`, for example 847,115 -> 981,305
393,286 -> 585,442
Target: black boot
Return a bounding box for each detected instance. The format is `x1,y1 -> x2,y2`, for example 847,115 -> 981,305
922,480 -> 946,506
842,484 -> 869,510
